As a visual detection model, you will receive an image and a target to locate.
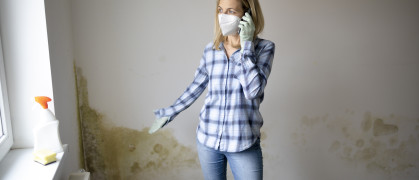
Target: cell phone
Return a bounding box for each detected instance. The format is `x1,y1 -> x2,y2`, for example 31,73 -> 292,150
238,9 -> 252,34
245,8 -> 252,17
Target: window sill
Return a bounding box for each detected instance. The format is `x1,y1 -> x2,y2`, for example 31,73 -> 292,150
0,144 -> 68,180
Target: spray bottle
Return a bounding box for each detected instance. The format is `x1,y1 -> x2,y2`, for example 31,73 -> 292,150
33,96 -> 63,153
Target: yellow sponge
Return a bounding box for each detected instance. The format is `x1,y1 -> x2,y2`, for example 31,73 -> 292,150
33,149 -> 57,165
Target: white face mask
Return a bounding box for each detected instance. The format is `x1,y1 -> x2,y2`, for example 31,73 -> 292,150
218,14 -> 241,36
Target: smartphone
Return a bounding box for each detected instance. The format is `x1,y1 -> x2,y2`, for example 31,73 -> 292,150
245,8 -> 252,17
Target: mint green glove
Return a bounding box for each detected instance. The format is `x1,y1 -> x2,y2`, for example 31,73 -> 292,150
148,116 -> 169,134
239,12 -> 255,52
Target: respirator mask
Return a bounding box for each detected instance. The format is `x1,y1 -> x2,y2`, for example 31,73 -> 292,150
218,14 -> 241,36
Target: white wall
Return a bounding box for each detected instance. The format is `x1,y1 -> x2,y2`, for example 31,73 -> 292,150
71,0 -> 214,147
44,0 -> 81,179
0,0 -> 80,179
71,0 -> 214,178
68,0 -> 419,179
261,0 -> 419,179
0,0 -> 55,149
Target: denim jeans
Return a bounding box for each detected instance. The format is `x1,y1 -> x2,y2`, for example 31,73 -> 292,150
196,139 -> 263,180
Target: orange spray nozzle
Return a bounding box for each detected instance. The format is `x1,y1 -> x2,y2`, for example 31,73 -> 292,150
35,96 -> 51,109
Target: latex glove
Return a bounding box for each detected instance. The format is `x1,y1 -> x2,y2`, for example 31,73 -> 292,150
239,12 -> 255,52
148,116 -> 169,134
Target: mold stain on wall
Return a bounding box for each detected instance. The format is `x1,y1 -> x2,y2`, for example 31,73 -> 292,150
75,66 -> 200,180
260,130 -> 267,148
74,61 -> 85,169
291,109 -> 419,176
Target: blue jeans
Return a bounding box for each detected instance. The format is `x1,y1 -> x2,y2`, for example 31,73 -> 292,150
196,139 -> 263,180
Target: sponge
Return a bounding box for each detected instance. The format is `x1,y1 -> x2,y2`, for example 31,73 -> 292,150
33,149 -> 57,165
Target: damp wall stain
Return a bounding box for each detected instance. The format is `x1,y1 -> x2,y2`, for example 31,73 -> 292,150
362,112 -> 373,132
373,118 -> 398,136
74,61 -> 85,169
260,130 -> 267,148
292,110 -> 419,176
75,67 -> 200,180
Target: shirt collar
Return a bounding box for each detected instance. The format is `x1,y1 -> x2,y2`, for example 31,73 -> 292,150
219,37 -> 260,50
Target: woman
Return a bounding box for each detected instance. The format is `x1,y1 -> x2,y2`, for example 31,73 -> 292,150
151,0 -> 275,179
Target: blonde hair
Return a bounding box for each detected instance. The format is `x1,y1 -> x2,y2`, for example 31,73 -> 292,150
213,0 -> 265,50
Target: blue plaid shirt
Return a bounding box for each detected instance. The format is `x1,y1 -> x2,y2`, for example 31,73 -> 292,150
154,38 -> 275,152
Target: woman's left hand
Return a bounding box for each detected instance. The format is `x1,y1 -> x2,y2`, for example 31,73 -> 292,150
239,12 -> 255,50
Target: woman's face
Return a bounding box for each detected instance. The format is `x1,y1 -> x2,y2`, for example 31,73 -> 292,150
218,0 -> 244,18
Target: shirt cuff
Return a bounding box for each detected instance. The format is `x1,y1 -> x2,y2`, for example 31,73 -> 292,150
154,108 -> 164,119
241,40 -> 255,55
154,108 -> 176,122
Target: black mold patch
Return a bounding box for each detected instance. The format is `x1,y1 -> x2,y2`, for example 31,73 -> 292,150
75,67 -> 200,179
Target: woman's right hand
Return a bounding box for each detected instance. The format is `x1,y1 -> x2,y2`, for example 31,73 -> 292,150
148,116 -> 169,134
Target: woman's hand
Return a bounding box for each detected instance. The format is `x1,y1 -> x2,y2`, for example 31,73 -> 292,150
149,116 -> 169,134
239,12 -> 255,51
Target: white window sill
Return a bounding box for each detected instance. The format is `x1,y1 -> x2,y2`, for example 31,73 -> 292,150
0,144 -> 68,180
